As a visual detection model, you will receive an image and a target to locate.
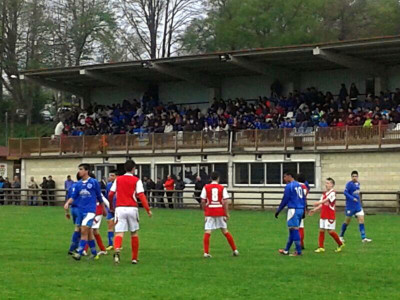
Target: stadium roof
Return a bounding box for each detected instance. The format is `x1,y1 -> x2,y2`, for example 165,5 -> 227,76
19,35 -> 400,96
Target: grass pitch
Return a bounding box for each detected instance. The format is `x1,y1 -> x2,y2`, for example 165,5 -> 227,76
0,206 -> 399,299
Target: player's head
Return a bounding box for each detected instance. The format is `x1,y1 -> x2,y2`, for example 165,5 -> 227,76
283,172 -> 294,183
296,173 -> 305,183
325,177 -> 335,190
67,175 -> 71,180
351,170 -> 358,182
78,163 -> 90,179
124,160 -> 136,173
210,171 -> 219,182
108,169 -> 117,182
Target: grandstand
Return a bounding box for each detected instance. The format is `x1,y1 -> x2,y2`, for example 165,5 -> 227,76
6,36 -> 400,211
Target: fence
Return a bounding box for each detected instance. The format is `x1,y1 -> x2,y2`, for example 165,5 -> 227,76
1,188 -> 399,213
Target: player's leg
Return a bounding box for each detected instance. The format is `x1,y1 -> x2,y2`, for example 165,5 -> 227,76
291,226 -> 302,256
340,214 -> 352,240
356,211 -> 372,242
128,208 -> 140,264
299,219 -> 305,249
87,228 -> 99,258
315,227 -> 326,253
203,217 -> 213,257
113,207 -> 128,263
288,209 -> 303,256
74,225 -> 89,260
68,226 -> 81,254
93,228 -> 107,254
130,231 -> 139,264
221,227 -> 239,256
280,209 -> 296,255
106,218 -> 114,250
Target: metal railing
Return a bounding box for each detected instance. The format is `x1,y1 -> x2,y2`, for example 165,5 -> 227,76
7,124 -> 400,158
1,188 -> 399,213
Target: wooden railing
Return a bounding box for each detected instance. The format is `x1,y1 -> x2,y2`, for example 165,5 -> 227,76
7,125 -> 400,157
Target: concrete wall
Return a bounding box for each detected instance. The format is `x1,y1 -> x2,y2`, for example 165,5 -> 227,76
221,75 -> 272,99
0,160 -> 14,179
91,87 -> 144,106
158,81 -> 211,108
388,66 -> 400,91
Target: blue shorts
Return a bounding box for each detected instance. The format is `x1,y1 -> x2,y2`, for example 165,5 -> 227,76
106,207 -> 114,220
71,207 -> 81,226
72,209 -> 96,228
345,207 -> 364,217
287,208 -> 304,227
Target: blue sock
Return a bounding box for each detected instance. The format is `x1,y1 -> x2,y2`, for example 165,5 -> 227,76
284,231 -> 293,252
108,231 -> 114,246
292,229 -> 302,254
88,240 -> 97,255
69,231 -> 80,252
340,223 -> 347,237
77,239 -> 87,255
359,224 -> 366,239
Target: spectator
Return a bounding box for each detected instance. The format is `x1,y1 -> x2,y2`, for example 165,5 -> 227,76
28,177 -> 39,206
54,120 -> 64,137
47,176 -> 56,206
175,176 -> 186,208
194,176 -> 204,204
155,177 -> 165,208
0,176 -> 4,205
164,175 -> 175,209
349,83 -> 359,108
2,177 -> 11,204
12,176 -> 21,205
339,83 -> 348,101
40,177 -> 48,205
146,178 -> 156,207
64,175 -> 74,200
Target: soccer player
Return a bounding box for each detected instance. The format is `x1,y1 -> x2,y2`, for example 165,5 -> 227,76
91,190 -> 109,255
108,160 -> 152,264
64,164 -> 105,260
65,173 -> 80,255
339,171 -> 372,243
309,177 -> 345,253
201,171 -> 239,258
275,172 -> 305,256
105,170 -> 117,251
296,173 -> 309,249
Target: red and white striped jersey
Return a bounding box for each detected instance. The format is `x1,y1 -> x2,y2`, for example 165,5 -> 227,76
200,182 -> 230,217
320,189 -> 336,220
110,173 -> 144,207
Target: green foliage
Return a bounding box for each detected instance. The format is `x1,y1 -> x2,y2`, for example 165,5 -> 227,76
0,207 -> 398,299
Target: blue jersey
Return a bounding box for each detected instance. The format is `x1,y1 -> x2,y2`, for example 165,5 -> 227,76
277,181 -> 305,214
71,178 -> 103,213
344,181 -> 362,210
67,182 -> 79,208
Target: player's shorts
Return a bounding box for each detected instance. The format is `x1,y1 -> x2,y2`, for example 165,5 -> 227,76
320,219 -> 336,230
299,219 -> 304,228
114,207 -> 139,232
287,208 -> 304,228
71,207 -> 81,226
345,208 -> 364,217
79,212 -> 96,228
91,214 -> 103,229
106,207 -> 114,220
204,216 -> 227,230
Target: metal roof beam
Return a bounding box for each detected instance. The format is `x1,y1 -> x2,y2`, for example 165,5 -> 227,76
79,69 -> 147,91
313,47 -> 386,76
20,75 -> 86,96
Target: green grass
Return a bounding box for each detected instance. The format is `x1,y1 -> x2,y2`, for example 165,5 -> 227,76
0,207 -> 399,299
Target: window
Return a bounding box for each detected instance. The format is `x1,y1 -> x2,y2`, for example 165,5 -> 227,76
199,164 -> 212,183
235,164 -> 249,184
235,162 -> 315,186
214,163 -> 228,184
156,165 -> 169,181
251,163 -> 265,184
141,165 -> 151,180
171,165 -> 183,180
184,164 -> 198,184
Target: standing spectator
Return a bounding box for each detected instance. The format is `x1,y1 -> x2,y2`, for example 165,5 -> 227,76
47,176 -> 56,206
64,175 -> 74,200
146,178 -> 156,207
28,177 -> 39,206
194,176 -> 205,204
12,176 -> 21,205
40,177 -> 48,205
164,175 -> 175,209
339,83 -> 348,101
175,176 -> 186,208
54,120 -> 64,137
3,177 -> 11,205
155,177 -> 165,208
349,83 -> 359,108
0,177 -> 4,205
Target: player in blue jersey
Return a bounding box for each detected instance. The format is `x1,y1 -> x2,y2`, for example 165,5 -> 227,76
275,172 -> 306,256
65,173 -> 81,255
105,170 -> 117,251
64,164 -> 106,260
339,171 -> 372,243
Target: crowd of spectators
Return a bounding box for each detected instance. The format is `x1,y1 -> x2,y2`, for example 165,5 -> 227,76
55,83 -> 400,138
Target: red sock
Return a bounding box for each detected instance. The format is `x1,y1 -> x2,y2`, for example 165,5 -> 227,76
131,236 -> 139,260
318,231 -> 325,248
299,228 -> 305,247
329,231 -> 343,246
224,232 -> 237,251
84,244 -> 89,251
203,233 -> 210,254
114,236 -> 123,251
94,233 -> 106,251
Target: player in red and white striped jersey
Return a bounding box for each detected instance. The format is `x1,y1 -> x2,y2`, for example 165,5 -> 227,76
108,160 -> 152,264
309,177 -> 344,253
200,172 -> 239,258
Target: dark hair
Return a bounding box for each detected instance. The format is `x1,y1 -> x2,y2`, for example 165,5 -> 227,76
89,173 -> 96,179
124,160 -> 136,172
326,177 -> 335,186
210,171 -> 219,181
109,169 -> 117,175
79,163 -> 91,172
296,173 -> 305,183
284,172 -> 294,178
351,170 -> 358,176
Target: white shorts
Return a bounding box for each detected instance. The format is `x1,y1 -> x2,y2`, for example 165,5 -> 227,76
91,215 -> 103,229
320,219 -> 336,230
115,207 -> 139,233
205,216 -> 227,230
300,219 -> 304,228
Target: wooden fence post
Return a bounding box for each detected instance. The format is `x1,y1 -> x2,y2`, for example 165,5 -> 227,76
345,126 -> 349,150
283,129 -> 287,151
378,123 -> 382,149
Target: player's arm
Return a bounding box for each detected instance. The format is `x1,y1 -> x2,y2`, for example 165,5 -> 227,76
222,188 -> 230,220
309,204 -> 322,216
344,183 -> 357,202
200,187 -> 207,210
108,180 -> 117,211
275,186 -> 290,218
136,180 -> 152,217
